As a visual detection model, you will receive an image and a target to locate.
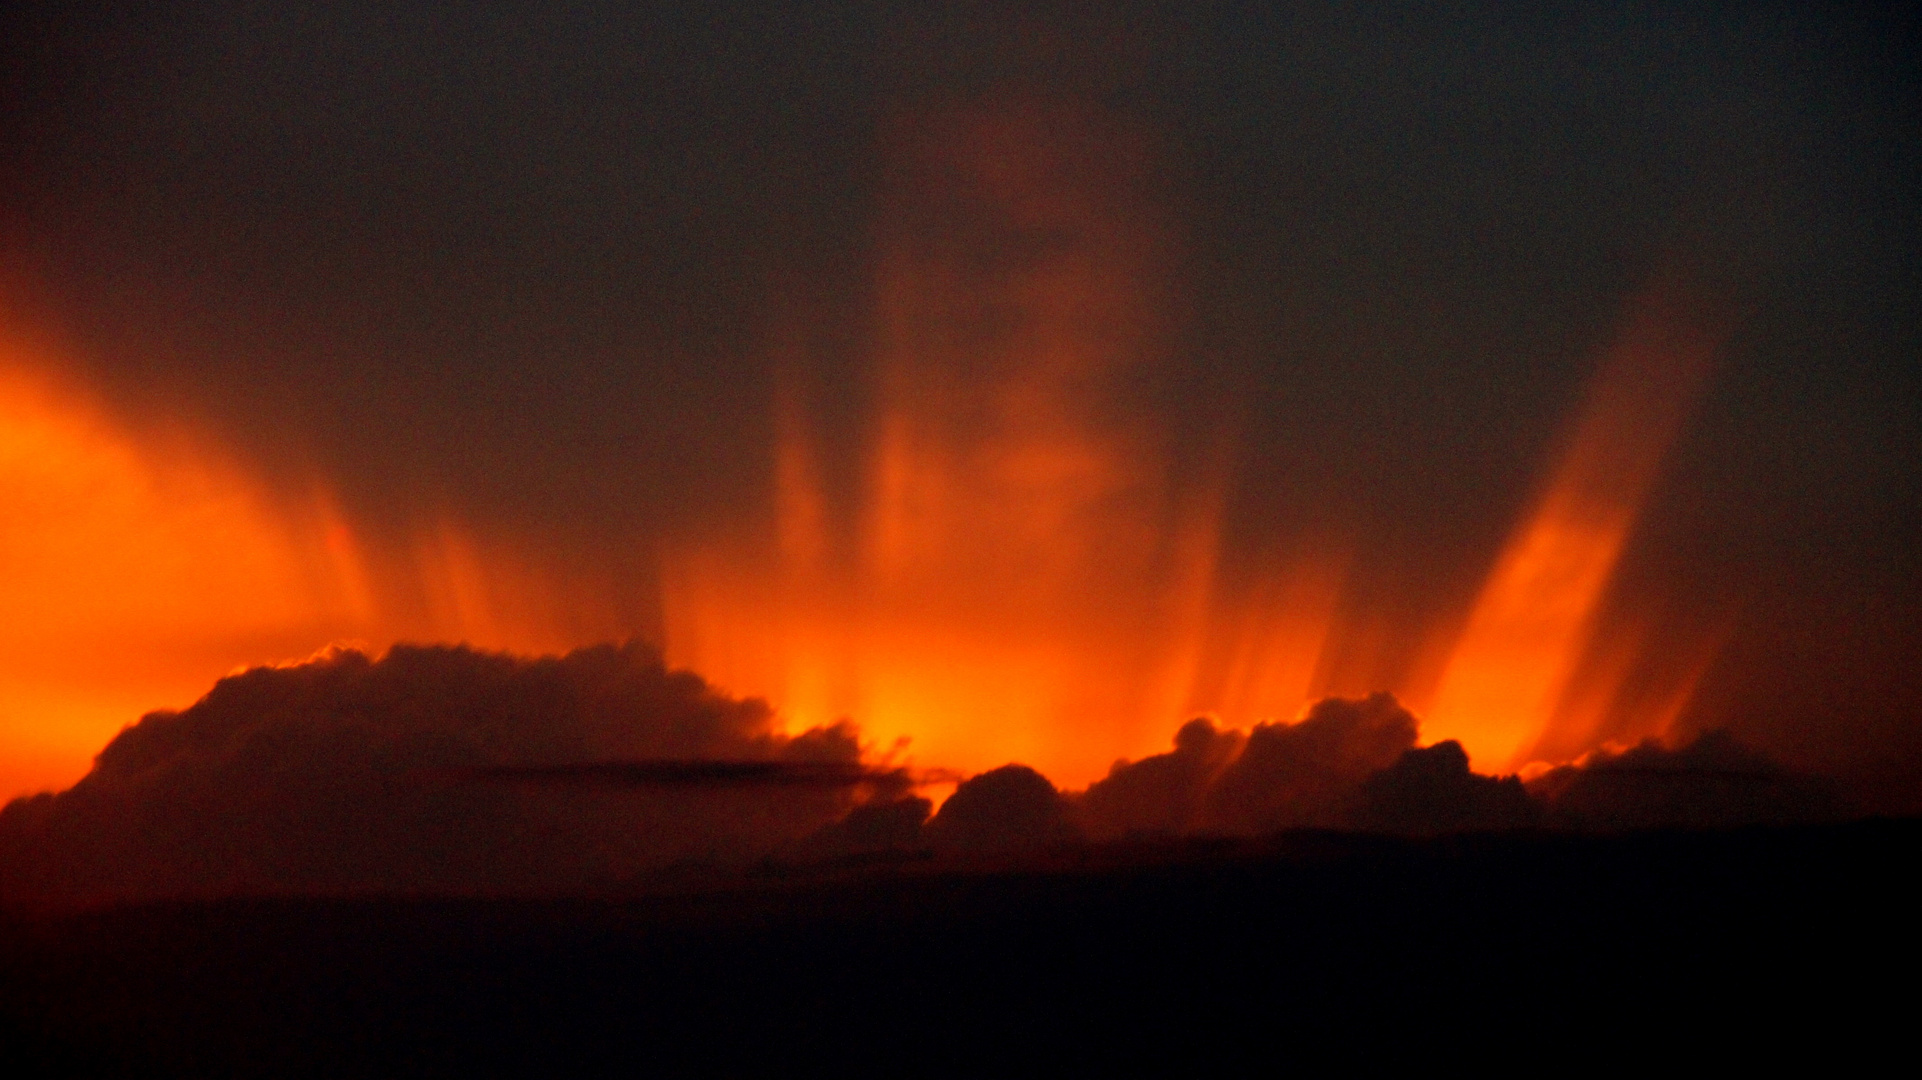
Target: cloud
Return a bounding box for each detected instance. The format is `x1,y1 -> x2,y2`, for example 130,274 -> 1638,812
1529,730 -> 1849,830
1075,694 -> 1542,838
474,760 -> 911,789
0,656 -> 1861,903
1075,697 -> 1846,840
1199,692 -> 1420,833
924,765 -> 1080,853
1352,741 -> 1540,835
1075,717 -> 1243,840
783,796 -> 934,865
0,643 -> 880,901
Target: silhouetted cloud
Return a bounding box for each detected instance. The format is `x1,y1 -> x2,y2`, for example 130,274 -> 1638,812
1353,741 -> 1540,834
1075,717 -> 1243,840
1075,697 -> 1847,839
0,643 -> 883,901
1529,731 -> 1849,830
925,765 -> 1080,853
0,655 -> 1863,903
1200,692 -> 1420,833
1076,695 -> 1541,838
475,760 -> 910,789
783,796 -> 934,864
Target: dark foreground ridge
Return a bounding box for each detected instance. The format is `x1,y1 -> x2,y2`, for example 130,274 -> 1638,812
3,819 -> 1916,1075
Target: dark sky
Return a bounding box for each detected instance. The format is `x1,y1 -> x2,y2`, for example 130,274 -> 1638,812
1,2 -> 1917,800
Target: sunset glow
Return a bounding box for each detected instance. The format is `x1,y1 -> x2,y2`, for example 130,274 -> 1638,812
663,98 -> 1208,786
0,6 -> 1912,1063
3,262 -> 1730,802
1423,288 -> 1724,771
0,354 -> 347,795
657,102 -> 1731,786
0,340 -> 612,797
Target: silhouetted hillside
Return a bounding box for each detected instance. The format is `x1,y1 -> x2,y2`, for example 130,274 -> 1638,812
3,819 -> 1914,1075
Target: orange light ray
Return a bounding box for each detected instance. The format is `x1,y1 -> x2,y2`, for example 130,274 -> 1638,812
1422,286 -> 1722,772
1,358 -> 359,796
661,97 -> 1204,788
0,340 -> 613,799
1190,549 -> 1351,727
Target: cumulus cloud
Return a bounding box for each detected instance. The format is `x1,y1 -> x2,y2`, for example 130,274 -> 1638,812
1071,697 -> 1848,841
0,643 -> 883,901
1529,730 -> 1848,831
924,765 -> 1080,853
0,658 -> 1859,903
1074,694 -> 1541,838
1200,692 -> 1420,833
1075,717 -> 1243,840
1352,741 -> 1540,834
475,760 -> 911,789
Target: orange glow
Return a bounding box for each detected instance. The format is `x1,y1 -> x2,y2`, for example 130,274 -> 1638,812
405,521 -> 619,657
1421,287 -> 1724,771
661,102 -> 1734,788
0,339 -> 608,799
664,98 -> 1211,787
1182,548 -> 1351,725
3,156 -> 1735,802
1,357 -> 348,796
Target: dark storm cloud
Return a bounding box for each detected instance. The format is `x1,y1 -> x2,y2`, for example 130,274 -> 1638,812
784,795 -> 933,863
0,644 -> 877,901
0,663 -> 1861,902
1074,716 -> 1244,840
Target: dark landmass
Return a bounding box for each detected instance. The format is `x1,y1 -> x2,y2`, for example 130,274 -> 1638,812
3,819 -> 1914,1075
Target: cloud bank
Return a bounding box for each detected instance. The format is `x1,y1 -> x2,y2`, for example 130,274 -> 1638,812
0,644 -> 875,900
1527,731 -> 1845,830
1072,694 -> 1536,841
0,646 -> 1852,902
